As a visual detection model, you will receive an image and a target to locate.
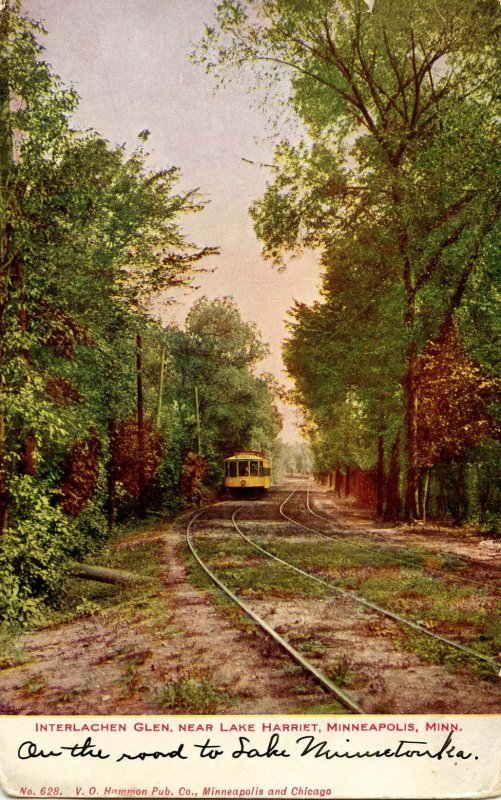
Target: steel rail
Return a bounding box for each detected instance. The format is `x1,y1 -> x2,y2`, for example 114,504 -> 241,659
280,489 -> 362,552
303,483 -> 500,591
306,483 -> 354,529
233,498 -> 501,676
186,506 -> 363,714
232,508 -> 343,591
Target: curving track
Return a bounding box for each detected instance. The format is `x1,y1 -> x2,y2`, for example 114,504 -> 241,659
186,483 -> 501,714
290,484 -> 501,591
187,503 -> 363,712
240,489 -> 501,671
294,482 -> 501,592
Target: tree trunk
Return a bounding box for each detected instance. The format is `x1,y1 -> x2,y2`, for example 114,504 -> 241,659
345,464 -> 351,497
476,464 -> 491,525
194,385 -> 202,456
136,333 -> 146,518
106,418 -> 117,531
455,461 -> 468,525
20,431 -> 36,475
0,8 -> 12,184
438,465 -> 446,522
404,340 -> 418,521
154,348 -> 165,430
422,469 -> 430,523
14,257 -> 37,475
384,433 -> 401,521
0,414 -> 8,534
376,435 -> 385,516
71,562 -> 153,586
334,466 -> 342,498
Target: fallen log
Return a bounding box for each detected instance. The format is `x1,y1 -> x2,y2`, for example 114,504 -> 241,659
70,562 -> 153,586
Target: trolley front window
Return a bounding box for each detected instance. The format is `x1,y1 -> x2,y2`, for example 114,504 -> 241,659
238,461 -> 250,477
227,461 -> 237,477
250,461 -> 259,476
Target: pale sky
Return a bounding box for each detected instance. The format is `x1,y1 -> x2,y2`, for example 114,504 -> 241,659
24,0 -> 321,441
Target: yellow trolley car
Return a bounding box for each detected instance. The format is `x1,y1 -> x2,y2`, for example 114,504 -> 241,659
224,450 -> 271,493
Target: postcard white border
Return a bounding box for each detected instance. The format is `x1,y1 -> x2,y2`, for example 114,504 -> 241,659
0,714 -> 500,800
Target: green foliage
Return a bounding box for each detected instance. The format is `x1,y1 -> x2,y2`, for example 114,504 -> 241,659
163,297 -> 281,486
196,0 -> 501,520
273,440 -> 312,481
0,4 -> 241,626
0,477 -> 74,627
396,629 -> 498,682
0,4 -> 285,628
152,675 -> 235,712
481,512 -> 501,538
0,473 -> 112,630
297,638 -> 327,656
328,655 -> 354,688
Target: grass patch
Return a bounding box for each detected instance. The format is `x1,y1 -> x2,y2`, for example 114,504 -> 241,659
184,542 -> 263,637
118,650 -> 151,696
0,521 -> 171,672
277,537 -> 496,668
436,552 -> 469,572
248,535 -> 498,666
222,561 -> 327,597
151,674 -> 236,712
190,537 -> 330,598
21,674 -> 46,695
396,629 -> 499,681
302,700 -> 352,714
296,638 -> 328,657
184,544 -> 235,608
254,534 -> 426,573
0,631 -> 28,670
49,535 -> 166,626
53,686 -> 86,703
281,663 -> 303,674
185,531 -> 500,681
359,572 -> 494,628
328,655 -> 354,687
291,682 -> 313,695
482,615 -> 501,653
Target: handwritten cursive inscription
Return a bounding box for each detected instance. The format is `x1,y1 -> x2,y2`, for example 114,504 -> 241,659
117,743 -> 187,762
296,731 -> 476,761
16,730 -> 477,765
232,734 -> 291,759
18,737 -> 109,760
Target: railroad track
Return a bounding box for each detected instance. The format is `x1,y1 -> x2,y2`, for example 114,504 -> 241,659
186,504 -> 363,713
186,490 -> 500,714
234,496 -> 501,673
285,484 -> 501,592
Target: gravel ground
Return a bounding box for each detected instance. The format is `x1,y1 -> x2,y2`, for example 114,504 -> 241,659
0,484 -> 499,715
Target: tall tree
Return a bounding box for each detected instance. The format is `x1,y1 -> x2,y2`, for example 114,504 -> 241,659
0,3 -> 218,624
168,297 -> 281,467
197,0 -> 500,518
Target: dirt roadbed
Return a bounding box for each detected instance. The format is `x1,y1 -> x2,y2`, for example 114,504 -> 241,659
0,491 -> 499,715
0,517 -> 332,715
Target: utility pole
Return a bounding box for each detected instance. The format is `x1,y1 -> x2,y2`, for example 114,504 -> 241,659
154,347 -> 165,430
136,333 -> 146,518
194,385 -> 202,456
